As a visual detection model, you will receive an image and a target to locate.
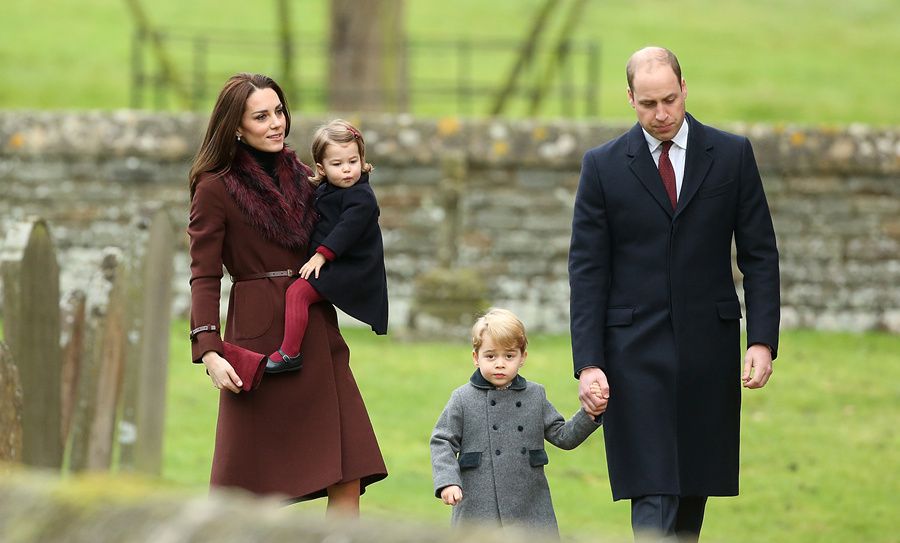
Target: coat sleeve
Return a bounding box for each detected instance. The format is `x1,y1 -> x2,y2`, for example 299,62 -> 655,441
734,138 -> 781,358
568,149 -> 612,376
187,177 -> 226,363
430,389 -> 465,497
541,386 -> 601,450
318,186 -> 378,258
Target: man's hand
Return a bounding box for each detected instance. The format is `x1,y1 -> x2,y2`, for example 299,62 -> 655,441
579,367 -> 610,416
742,344 -> 773,389
299,253 -> 327,280
440,485 -> 463,506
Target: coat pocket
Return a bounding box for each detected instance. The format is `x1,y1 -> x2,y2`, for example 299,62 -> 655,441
458,451 -> 482,470
606,307 -> 634,327
716,300 -> 743,320
231,281 -> 274,340
696,179 -> 735,200
528,449 -> 549,467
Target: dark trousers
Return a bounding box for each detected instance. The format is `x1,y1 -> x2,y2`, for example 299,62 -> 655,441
631,495 -> 708,542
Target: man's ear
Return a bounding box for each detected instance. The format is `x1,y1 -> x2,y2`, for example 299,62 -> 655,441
627,87 -> 635,109
681,78 -> 688,100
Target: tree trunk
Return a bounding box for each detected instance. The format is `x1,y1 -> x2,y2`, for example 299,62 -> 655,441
328,0 -> 407,112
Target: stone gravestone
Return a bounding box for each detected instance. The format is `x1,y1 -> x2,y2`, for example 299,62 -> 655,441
119,209 -> 175,475
0,342 -> 24,462
68,250 -> 128,472
60,290 -> 86,447
0,219 -> 63,468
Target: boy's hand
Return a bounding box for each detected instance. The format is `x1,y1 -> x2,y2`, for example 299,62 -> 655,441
299,253 -> 327,280
440,485 -> 463,506
578,367 -> 609,416
588,381 -> 609,415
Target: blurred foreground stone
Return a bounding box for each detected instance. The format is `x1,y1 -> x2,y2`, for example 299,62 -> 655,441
0,467 -> 603,543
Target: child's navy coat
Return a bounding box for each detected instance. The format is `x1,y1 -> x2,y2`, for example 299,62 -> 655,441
307,173 -> 388,334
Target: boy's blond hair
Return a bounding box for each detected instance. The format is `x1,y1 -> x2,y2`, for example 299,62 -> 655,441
471,308 -> 528,354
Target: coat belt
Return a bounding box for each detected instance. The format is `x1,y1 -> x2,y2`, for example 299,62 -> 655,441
230,269 -> 299,283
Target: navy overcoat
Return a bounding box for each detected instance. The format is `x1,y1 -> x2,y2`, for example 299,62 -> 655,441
568,113 -> 780,500
307,173 -> 388,335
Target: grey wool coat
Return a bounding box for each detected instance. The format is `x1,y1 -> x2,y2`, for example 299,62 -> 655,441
430,371 -> 602,534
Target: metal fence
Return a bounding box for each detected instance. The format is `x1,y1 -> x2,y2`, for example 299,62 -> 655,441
131,28 -> 601,118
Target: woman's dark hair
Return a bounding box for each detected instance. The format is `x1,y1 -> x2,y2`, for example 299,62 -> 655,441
189,73 -> 291,197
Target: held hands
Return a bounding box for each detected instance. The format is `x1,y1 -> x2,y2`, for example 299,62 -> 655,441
440,485 -> 463,506
299,253 -> 327,280
578,367 -> 609,417
201,351 -> 243,393
742,344 -> 774,389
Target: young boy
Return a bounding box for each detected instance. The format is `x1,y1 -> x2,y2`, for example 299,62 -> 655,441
430,308 -> 607,536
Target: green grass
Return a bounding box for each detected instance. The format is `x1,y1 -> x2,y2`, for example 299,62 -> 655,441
3,0 -> 900,124
163,321 -> 900,542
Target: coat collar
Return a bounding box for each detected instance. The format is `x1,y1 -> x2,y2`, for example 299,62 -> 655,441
625,112 -> 714,220
468,369 -> 527,391
221,145 -> 319,250
316,172 -> 371,196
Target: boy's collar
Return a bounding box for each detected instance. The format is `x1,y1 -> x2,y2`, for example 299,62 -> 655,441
468,369 -> 527,391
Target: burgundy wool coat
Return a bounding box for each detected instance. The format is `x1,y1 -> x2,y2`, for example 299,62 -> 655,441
188,146 -> 387,500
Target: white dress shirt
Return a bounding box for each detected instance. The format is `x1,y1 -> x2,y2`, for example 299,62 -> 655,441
642,120 -> 690,199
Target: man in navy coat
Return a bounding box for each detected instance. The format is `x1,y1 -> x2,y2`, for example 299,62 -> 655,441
568,46 -> 780,541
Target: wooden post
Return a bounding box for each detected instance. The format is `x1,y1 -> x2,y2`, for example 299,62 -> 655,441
437,153 -> 466,268
0,219 -> 63,468
0,342 -> 24,463
119,210 -> 174,475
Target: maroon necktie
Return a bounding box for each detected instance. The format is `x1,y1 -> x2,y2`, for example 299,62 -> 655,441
658,140 -> 677,209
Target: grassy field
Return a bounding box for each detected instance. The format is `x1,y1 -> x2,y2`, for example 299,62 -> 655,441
162,321 -> 900,542
3,0 -> 900,124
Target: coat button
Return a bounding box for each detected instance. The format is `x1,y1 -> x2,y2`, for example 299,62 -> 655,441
521,447 -> 526,454
518,426 -> 524,432
492,424 -> 498,431
495,449 -> 501,456
516,401 -> 522,407
490,400 -> 496,406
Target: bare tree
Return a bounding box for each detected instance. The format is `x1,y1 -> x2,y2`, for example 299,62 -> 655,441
123,0 -> 191,107
490,0 -> 561,116
276,0 -> 299,108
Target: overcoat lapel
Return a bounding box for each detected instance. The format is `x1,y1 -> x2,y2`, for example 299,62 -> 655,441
626,123 -> 674,219
674,113 -> 714,219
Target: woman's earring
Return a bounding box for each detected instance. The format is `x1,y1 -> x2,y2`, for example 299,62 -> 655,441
236,134 -> 242,142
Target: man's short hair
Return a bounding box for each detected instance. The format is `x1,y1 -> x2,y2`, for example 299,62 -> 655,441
626,47 -> 682,91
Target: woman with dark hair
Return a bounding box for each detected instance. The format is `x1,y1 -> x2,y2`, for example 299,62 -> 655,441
187,73 -> 387,514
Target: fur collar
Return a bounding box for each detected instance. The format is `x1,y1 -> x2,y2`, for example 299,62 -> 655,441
221,145 -> 318,250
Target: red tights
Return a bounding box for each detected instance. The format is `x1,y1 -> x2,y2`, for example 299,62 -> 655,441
270,278 -> 323,362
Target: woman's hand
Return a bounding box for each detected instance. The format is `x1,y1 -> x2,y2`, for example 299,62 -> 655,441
201,351 -> 243,393
299,253 -> 327,280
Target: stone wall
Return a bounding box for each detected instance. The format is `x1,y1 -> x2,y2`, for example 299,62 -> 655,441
1,111 -> 898,333
0,467 -> 583,543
